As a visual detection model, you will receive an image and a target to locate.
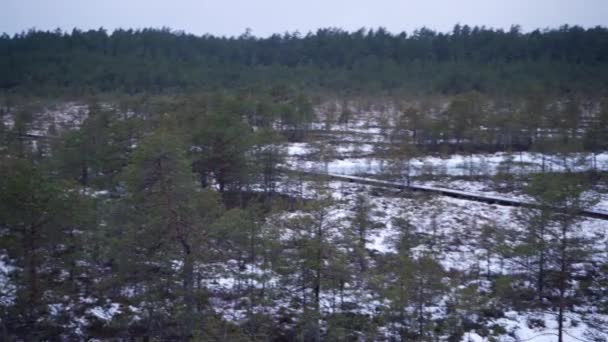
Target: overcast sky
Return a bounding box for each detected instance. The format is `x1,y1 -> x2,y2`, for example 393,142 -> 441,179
2,0 -> 608,37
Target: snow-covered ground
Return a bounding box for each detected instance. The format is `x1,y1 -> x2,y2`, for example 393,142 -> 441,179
0,254 -> 16,306
2,102 -> 88,136
275,112 -> 608,340
285,141 -> 608,177
466,310 -> 608,342
283,179 -> 607,267
3,103 -> 607,340
198,176 -> 608,340
284,140 -> 608,214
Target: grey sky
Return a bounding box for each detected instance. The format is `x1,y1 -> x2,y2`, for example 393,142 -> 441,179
2,0 -> 608,37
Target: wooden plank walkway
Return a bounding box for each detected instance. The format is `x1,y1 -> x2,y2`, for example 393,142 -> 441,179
286,168 -> 608,221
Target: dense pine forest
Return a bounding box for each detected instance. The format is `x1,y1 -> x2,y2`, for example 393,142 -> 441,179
2,25 -> 608,95
1,25 -> 608,341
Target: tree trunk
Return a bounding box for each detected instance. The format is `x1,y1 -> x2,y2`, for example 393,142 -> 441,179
313,252 -> 321,341
417,284 -> 424,341
183,249 -> 194,313
158,157 -> 196,337
538,221 -> 545,302
313,218 -> 323,342
81,162 -> 88,187
358,225 -> 367,272
25,223 -> 41,338
249,221 -> 256,306
406,161 -> 411,187
557,221 -> 568,342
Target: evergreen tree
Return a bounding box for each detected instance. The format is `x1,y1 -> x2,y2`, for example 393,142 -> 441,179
0,158 -> 94,339
192,103 -> 254,192
515,173 -> 600,341
115,128 -> 223,339
347,193 -> 379,274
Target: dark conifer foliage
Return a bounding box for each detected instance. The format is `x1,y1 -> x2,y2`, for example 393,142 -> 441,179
1,25 -> 608,95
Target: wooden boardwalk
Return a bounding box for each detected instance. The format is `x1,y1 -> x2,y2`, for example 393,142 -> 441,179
287,168 -> 608,221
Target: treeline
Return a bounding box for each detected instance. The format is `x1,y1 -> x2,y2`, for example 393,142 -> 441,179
2,25 -> 608,95
387,92 -> 608,154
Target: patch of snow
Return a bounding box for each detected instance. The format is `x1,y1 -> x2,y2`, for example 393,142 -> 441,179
88,303 -> 122,321
0,254 -> 16,306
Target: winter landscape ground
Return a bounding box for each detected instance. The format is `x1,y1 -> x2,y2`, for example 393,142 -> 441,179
2,100 -> 608,341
